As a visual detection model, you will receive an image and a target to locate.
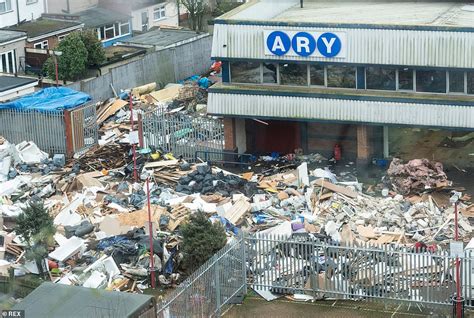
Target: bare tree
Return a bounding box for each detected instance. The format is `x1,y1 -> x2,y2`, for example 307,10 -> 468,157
178,0 -> 210,31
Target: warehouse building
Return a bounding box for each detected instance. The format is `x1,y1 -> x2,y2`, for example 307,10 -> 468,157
208,0 -> 474,167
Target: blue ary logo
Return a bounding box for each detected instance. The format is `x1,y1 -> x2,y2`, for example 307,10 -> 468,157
266,31 -> 291,56
291,32 -> 316,57
317,32 -> 341,57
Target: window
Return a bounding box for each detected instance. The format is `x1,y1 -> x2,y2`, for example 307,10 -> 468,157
279,63 -> 307,86
310,64 -> 325,86
0,50 -> 16,74
467,72 -> 474,95
230,62 -> 260,83
327,65 -> 356,88
449,70 -> 465,93
34,40 -> 48,49
398,68 -> 414,90
366,67 -> 396,90
58,34 -> 68,42
416,70 -> 446,93
153,6 -> 166,20
119,22 -> 130,36
262,63 -> 277,84
104,24 -> 115,40
0,0 -> 12,13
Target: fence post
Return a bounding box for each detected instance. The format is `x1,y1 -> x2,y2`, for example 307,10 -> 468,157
241,231 -> 247,296
215,254 -> 221,316
63,109 -> 74,158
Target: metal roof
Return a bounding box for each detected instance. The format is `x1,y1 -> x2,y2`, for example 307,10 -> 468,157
220,0 -> 474,29
0,76 -> 37,93
77,7 -> 131,28
7,18 -> 83,40
12,282 -> 155,318
0,30 -> 26,44
121,29 -> 209,49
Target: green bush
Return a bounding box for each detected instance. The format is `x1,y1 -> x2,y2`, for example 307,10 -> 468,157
180,212 -> 227,272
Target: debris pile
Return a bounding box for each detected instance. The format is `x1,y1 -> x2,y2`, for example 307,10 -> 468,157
387,158 -> 450,195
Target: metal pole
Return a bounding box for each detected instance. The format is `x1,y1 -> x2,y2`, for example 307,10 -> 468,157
454,201 -> 462,318
129,95 -> 138,182
147,177 -> 156,289
54,55 -> 59,87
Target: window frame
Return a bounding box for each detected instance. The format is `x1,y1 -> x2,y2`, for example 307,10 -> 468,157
153,5 -> 166,21
0,0 -> 12,13
33,40 -> 49,49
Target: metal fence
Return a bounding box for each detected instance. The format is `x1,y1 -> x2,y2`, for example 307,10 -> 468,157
247,234 -> 473,309
158,233 -> 473,317
0,109 -> 66,155
157,234 -> 247,317
141,109 -> 224,162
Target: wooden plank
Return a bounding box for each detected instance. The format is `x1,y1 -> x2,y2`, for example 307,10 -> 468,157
223,198 -> 251,225
97,99 -> 128,124
145,160 -> 179,168
314,178 -> 358,198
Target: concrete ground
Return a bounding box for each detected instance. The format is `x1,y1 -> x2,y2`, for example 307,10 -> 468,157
223,297 -> 474,318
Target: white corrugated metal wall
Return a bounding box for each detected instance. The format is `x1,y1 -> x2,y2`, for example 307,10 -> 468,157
212,24 -> 474,69
208,92 -> 474,129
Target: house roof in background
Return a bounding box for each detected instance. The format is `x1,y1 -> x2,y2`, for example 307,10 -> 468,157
0,30 -> 26,44
77,7 -> 131,28
7,18 -> 83,40
0,76 -> 37,93
121,28 -> 208,49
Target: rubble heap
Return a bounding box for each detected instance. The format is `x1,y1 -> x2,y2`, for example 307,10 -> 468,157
387,158 -> 450,195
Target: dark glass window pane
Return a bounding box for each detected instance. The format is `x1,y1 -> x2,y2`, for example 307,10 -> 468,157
310,64 -> 324,86
449,70 -> 464,93
262,63 -> 277,84
230,62 -> 260,83
416,70 -> 446,93
99,28 -> 105,40
279,63 -> 307,86
120,23 -> 129,35
366,67 -> 396,90
398,68 -> 413,90
327,65 -> 356,88
1,54 -> 6,73
468,72 -> 474,95
7,51 -> 13,73
105,28 -> 115,40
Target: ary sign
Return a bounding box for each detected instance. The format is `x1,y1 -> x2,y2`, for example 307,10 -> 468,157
265,30 -> 346,58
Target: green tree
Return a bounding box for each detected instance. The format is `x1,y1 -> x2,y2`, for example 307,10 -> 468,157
44,32 -> 88,82
15,201 -> 55,277
15,201 -> 55,244
80,30 -> 105,67
180,212 -> 226,272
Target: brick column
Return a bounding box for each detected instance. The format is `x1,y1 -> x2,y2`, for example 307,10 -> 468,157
357,125 -> 372,166
223,117 -> 236,151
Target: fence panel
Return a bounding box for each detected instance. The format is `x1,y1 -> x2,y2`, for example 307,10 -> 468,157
142,109 -> 224,162
69,103 -> 98,156
157,234 -> 246,317
247,235 -> 473,309
0,109 -> 66,155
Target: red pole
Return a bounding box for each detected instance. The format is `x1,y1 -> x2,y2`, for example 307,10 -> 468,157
454,201 -> 462,318
146,177 -> 156,288
129,95 -> 138,182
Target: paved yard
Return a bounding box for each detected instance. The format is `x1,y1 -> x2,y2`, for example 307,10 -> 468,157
223,297 -> 473,318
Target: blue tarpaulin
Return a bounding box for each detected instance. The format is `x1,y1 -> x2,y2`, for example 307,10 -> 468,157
0,87 -> 91,112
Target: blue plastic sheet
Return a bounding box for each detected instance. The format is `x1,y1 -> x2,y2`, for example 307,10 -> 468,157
0,87 -> 91,112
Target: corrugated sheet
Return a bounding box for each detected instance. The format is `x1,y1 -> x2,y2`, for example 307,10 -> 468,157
212,24 -> 474,69
208,92 -> 474,129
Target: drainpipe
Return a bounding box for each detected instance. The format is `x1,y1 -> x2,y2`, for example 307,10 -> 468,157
15,0 -> 20,24
66,0 -> 70,13
300,0 -> 303,8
